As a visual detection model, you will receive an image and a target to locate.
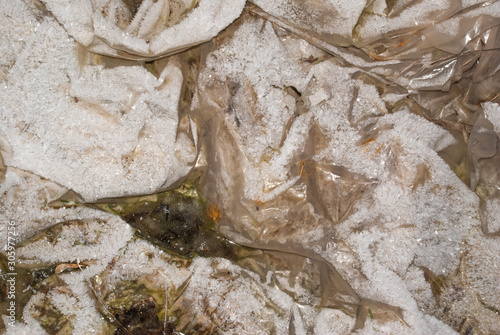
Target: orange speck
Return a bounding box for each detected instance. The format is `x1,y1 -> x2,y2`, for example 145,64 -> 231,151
208,205 -> 221,222
249,5 -> 257,15
255,198 -> 265,206
361,138 -> 375,146
398,40 -> 409,48
361,138 -> 383,156
299,161 -> 307,177
370,54 -> 387,61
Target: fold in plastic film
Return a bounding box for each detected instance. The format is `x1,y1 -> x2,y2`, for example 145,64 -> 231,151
42,0 -> 246,60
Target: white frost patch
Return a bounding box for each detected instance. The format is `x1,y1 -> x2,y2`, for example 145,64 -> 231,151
16,217 -> 133,267
253,0 -> 366,43
482,198 -> 500,234
466,230 -> 500,309
3,303 -> 48,335
106,238 -> 192,290
483,102 -> 500,136
356,317 -> 456,335
0,167 -> 126,249
313,308 -> 355,334
0,16 -> 195,201
42,0 -> 246,59
0,0 -> 40,81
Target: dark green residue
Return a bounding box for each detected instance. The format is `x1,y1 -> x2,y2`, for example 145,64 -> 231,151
95,280 -> 169,335
0,255 -> 55,324
122,192 -> 242,261
35,296 -> 73,335
82,183 -> 244,261
421,266 -> 446,298
49,179 -> 247,261
482,303 -> 500,315
368,308 -> 374,320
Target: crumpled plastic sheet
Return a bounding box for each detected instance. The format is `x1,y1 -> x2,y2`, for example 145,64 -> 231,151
1,0 -> 500,334
250,1 -> 500,96
191,2 -> 500,333
468,102 -> 500,236
193,5 -> 491,232
42,0 -> 246,60
243,1 -> 500,243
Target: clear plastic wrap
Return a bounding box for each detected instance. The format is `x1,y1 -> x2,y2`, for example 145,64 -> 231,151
189,6 -> 500,334
1,0 -> 500,334
468,102 -> 500,236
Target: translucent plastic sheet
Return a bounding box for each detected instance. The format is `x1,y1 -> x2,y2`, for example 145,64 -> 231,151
241,1 -> 500,245
189,5 -> 500,334
42,0 -> 246,60
468,103 -> 500,236
250,1 -> 500,97
1,0 -> 500,334
41,190 -> 405,332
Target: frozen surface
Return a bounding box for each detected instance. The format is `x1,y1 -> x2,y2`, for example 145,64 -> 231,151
0,0 -> 40,81
251,0 -> 485,47
0,168 -> 134,334
483,198 -> 500,234
42,0 -> 246,59
0,11 -> 195,201
252,0 -> 366,45
194,16 -> 485,334
465,230 -> 500,313
16,217 -> 133,267
196,19 -> 312,204
483,102 -> 500,135
1,0 -> 500,334
357,0 -> 457,43
0,167 -> 131,248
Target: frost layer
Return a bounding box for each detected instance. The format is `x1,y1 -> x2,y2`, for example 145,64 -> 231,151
42,0 -> 246,59
0,8 -> 196,202
194,17 -> 483,334
1,0 -> 499,334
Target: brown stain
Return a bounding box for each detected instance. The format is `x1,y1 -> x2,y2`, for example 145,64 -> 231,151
412,164 -> 431,191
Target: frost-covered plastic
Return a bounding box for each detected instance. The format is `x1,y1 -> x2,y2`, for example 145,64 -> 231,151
1,0 -> 500,334
190,6 -> 500,333
0,13 -> 198,201
469,102 -> 500,236
42,0 -> 246,60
